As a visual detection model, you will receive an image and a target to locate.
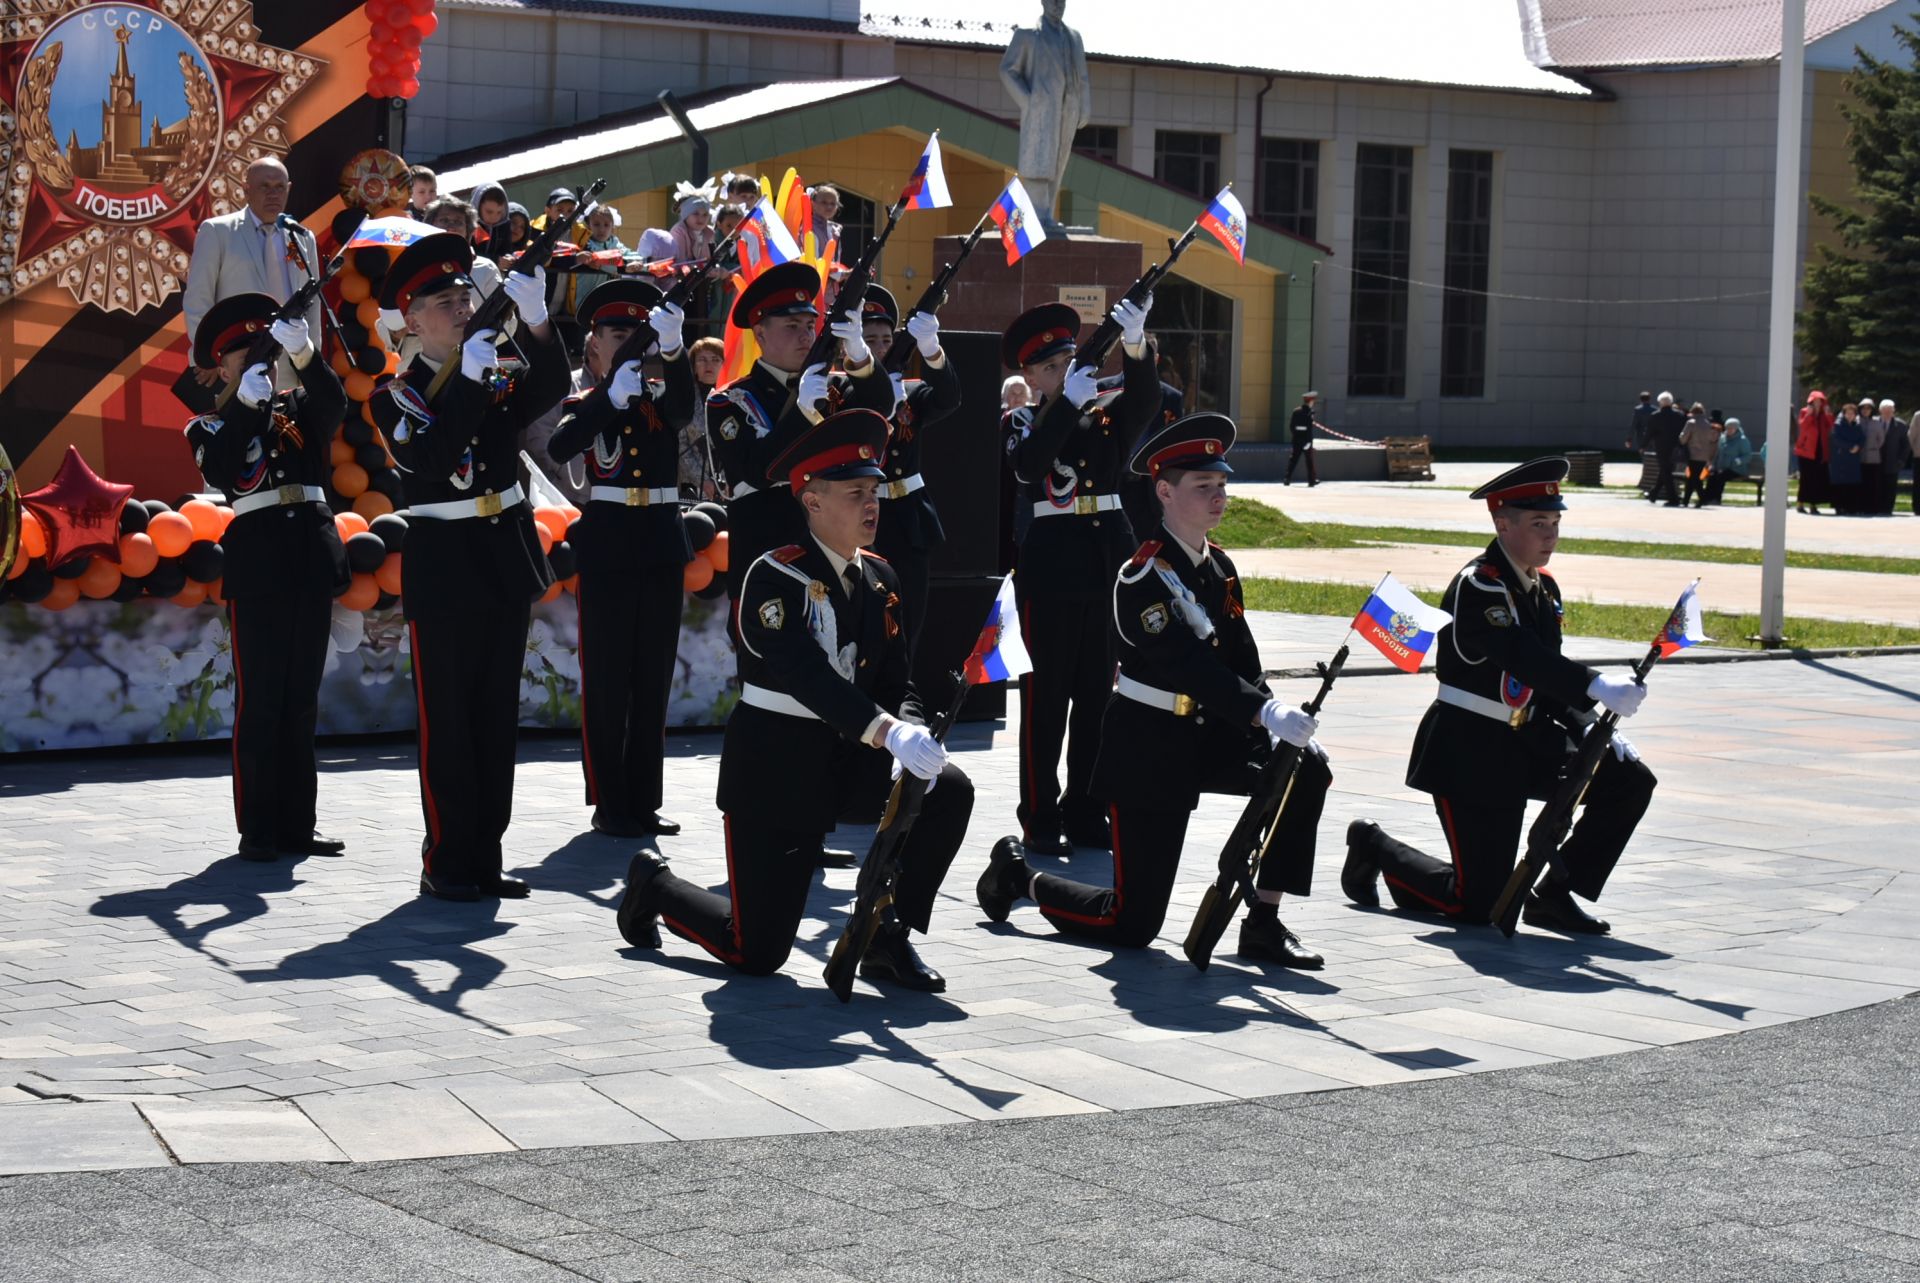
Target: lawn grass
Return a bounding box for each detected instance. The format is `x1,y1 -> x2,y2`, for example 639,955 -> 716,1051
1240,578 -> 1920,651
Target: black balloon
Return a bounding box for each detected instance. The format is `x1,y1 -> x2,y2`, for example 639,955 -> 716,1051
355,346 -> 386,375
51,556 -> 91,580
682,508 -> 716,551
353,246 -> 390,280
694,500 -> 728,533
11,563 -> 53,603
110,575 -> 147,602
342,416 -> 373,447
369,468 -> 404,500
369,513 -> 409,554
330,206 -> 367,245
118,502 -> 149,535
354,442 -> 388,471
339,318 -> 369,350
344,531 -> 387,574
144,561 -> 187,598
142,498 -> 172,517
695,576 -> 729,601
181,539 -> 225,584
564,516 -> 582,547
547,541 -> 576,580
375,590 -> 399,610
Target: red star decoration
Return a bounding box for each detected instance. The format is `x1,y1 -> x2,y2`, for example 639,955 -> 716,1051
21,446 -> 135,570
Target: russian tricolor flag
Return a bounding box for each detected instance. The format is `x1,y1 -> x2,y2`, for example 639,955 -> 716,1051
1654,579 -> 1710,657
346,215 -> 440,249
989,178 -> 1047,265
963,574 -> 1033,685
902,132 -> 952,211
743,197 -> 803,267
1351,573 -> 1453,673
1197,185 -> 1248,265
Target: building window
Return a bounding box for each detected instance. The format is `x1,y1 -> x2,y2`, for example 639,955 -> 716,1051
1441,150 -> 1494,398
1154,131 -> 1220,199
1257,138 -> 1318,241
1147,274 -> 1235,417
1074,125 -> 1119,163
828,185 -> 876,267
1347,143 -> 1413,399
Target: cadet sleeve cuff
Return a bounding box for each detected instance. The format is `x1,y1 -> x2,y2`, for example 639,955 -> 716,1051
922,349 -> 946,369
1122,338 -> 1148,361
846,356 -> 876,376
862,712 -> 889,747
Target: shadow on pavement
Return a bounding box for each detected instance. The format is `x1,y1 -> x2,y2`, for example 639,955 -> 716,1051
1799,657 -> 1920,704
1412,923 -> 1754,1021
90,856 -> 303,961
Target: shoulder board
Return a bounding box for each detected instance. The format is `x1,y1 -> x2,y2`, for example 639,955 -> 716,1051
770,545 -> 807,564
861,550 -> 889,564
1127,540 -> 1164,570
1538,567 -> 1556,580
1474,562 -> 1502,581
706,388 -> 733,408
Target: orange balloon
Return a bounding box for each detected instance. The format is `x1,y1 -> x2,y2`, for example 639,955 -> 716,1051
333,461 -> 370,498
339,572 -> 380,611
539,580 -> 563,604
344,370 -> 374,402
205,579 -> 225,606
383,349 -> 400,374
533,506 -> 569,545
41,578 -> 81,611
361,399 -> 381,428
535,520 -> 554,555
330,434 -> 355,465
180,498 -> 225,542
169,581 -> 207,609
356,298 -> 382,329
375,551 -> 404,596
330,348 -> 354,377
353,489 -> 393,520
706,530 -> 729,573
5,553 -> 24,580
20,509 -> 48,559
559,504 -> 582,526
117,532 -> 159,577
339,270 -> 370,304
334,511 -> 371,540
682,553 -> 714,592
214,505 -> 235,537
561,574 -> 578,594
147,511 -> 194,558
76,558 -> 121,599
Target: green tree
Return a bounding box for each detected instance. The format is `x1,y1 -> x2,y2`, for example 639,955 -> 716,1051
1798,15 -> 1920,398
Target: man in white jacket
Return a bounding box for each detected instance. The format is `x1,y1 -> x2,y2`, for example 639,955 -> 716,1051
182,157 -> 322,391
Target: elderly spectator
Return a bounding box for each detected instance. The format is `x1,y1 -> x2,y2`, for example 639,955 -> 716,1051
1679,402 -> 1718,508
669,194 -> 713,266
1703,417 -> 1752,505
1878,399 -> 1911,515
1794,390 -> 1833,514
469,182 -> 512,256
1829,399 -> 1866,514
1860,398 -> 1888,516
1647,391 -> 1685,505
808,184 -> 845,256
181,156 -> 321,397
1002,375 -> 1032,412
407,166 -> 437,220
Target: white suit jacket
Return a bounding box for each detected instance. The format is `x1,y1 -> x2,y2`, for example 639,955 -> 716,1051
182,207 -> 323,355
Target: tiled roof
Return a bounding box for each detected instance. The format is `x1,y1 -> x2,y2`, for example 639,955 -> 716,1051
1522,0 -> 1900,68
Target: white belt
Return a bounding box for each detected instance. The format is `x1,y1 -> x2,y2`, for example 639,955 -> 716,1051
738,683 -> 819,720
1033,493 -> 1122,518
230,484 -> 323,516
589,485 -> 677,507
881,473 -> 926,500
1437,683 -> 1532,728
410,483 -> 525,521
1115,673 -> 1196,717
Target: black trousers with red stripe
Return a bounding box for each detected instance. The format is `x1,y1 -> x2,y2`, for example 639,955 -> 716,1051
651,761 -> 973,976
577,563 -> 683,822
1033,752 -> 1333,948
1014,587 -> 1111,843
226,590 -> 333,847
1365,751 -> 1656,922
408,603 -> 531,887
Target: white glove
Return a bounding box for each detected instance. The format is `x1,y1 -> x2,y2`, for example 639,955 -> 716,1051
1610,732 -> 1640,763
502,266 -> 549,327
1587,671 -> 1647,719
461,329 -> 501,383
888,758 -> 940,794
884,719 -> 947,782
1112,293 -> 1152,347
268,316 -> 311,359
889,372 -> 907,408
906,310 -> 942,359
797,362 -> 831,411
829,315 -> 870,366
1062,364 -> 1100,411
1308,736 -> 1330,763
236,362 -> 274,409
1259,699 -> 1318,749
608,360 -> 647,410
650,301 -> 685,355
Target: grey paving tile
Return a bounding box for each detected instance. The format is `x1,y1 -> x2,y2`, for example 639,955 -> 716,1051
0,1102 -> 172,1174
136,1098 -> 348,1164
296,1086 -> 515,1162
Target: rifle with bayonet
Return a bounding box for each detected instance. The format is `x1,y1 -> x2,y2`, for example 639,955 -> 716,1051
784,189 -> 909,419
884,211 -> 993,375
823,673 -> 969,1002
1183,643 -> 1348,972
1487,644 -> 1657,938
422,177 -> 607,403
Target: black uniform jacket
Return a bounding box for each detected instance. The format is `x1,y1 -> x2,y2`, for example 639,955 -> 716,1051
879,354 -> 962,550
1406,538 -> 1599,799
719,540 -> 924,831
383,326 -> 570,618
547,350 -> 698,572
1003,346 -> 1162,582
1092,529 -> 1269,810
184,354 -> 349,599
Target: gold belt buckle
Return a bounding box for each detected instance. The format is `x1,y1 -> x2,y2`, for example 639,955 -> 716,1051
1074,494 -> 1097,516
474,492 -> 504,518
1508,705 -> 1530,729
625,488 -> 648,507
884,479 -> 907,500
1171,692 -> 1196,717
276,484 -> 306,505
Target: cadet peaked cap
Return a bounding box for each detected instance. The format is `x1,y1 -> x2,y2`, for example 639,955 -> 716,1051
578,278 -> 665,330
379,231 -> 475,312
859,284 -> 899,329
1471,456 -> 1571,512
731,261 -> 822,328
768,408 -> 891,489
1129,411 -> 1236,478
194,293 -> 280,369
1001,302 -> 1080,370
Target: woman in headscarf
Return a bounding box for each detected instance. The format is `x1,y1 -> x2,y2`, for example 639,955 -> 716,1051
1829,398 -> 1866,515
1793,390 -> 1833,515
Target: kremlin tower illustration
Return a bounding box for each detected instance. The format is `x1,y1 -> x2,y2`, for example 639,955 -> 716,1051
64,27 -> 191,189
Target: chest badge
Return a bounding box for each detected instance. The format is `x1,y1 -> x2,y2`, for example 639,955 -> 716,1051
1140,603 -> 1169,635
759,599 -> 785,630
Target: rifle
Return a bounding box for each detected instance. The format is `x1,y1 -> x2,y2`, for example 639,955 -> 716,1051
588,219 -> 746,400
422,177 -> 607,404
213,239 -> 347,413
782,190 -> 908,419
1488,644 -> 1658,938
1183,643 -> 1348,972
1072,187 -> 1229,372
823,673 -> 969,1002
883,210 -> 993,375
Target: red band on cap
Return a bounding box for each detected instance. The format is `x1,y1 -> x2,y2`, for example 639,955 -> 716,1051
588,301 -> 647,329
212,316 -> 267,359
1018,327 -> 1074,367
747,290 -> 819,327
788,442 -> 876,487
396,259 -> 465,313
1146,438 -> 1220,476
1485,480 -> 1561,511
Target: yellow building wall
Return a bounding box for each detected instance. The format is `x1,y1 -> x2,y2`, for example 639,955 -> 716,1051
1806,69 -> 1857,262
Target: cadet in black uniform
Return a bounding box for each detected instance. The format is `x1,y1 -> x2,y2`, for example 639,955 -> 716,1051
1001,297 -> 1161,855
1284,391 -> 1320,486
184,295 -> 350,862
617,409 -> 975,990
979,414 -> 1330,965
1342,458 -> 1656,934
547,279 -> 696,839
862,285 -> 960,660
703,261 -> 895,607
377,232 -> 570,901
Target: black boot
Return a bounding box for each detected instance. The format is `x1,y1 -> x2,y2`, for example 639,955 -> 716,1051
1237,903 -> 1324,970
976,836 -> 1030,923
1522,880 -> 1610,935
617,852 -> 670,949
858,919 -> 945,992
815,844 -> 858,870
1341,820 -> 1382,906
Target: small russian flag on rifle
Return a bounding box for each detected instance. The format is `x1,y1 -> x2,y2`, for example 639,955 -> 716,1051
902,132 -> 953,211
963,574 -> 1032,685
1351,573 -> 1453,673
1197,185 -> 1248,265
1654,579 -> 1710,657
989,178 -> 1048,265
